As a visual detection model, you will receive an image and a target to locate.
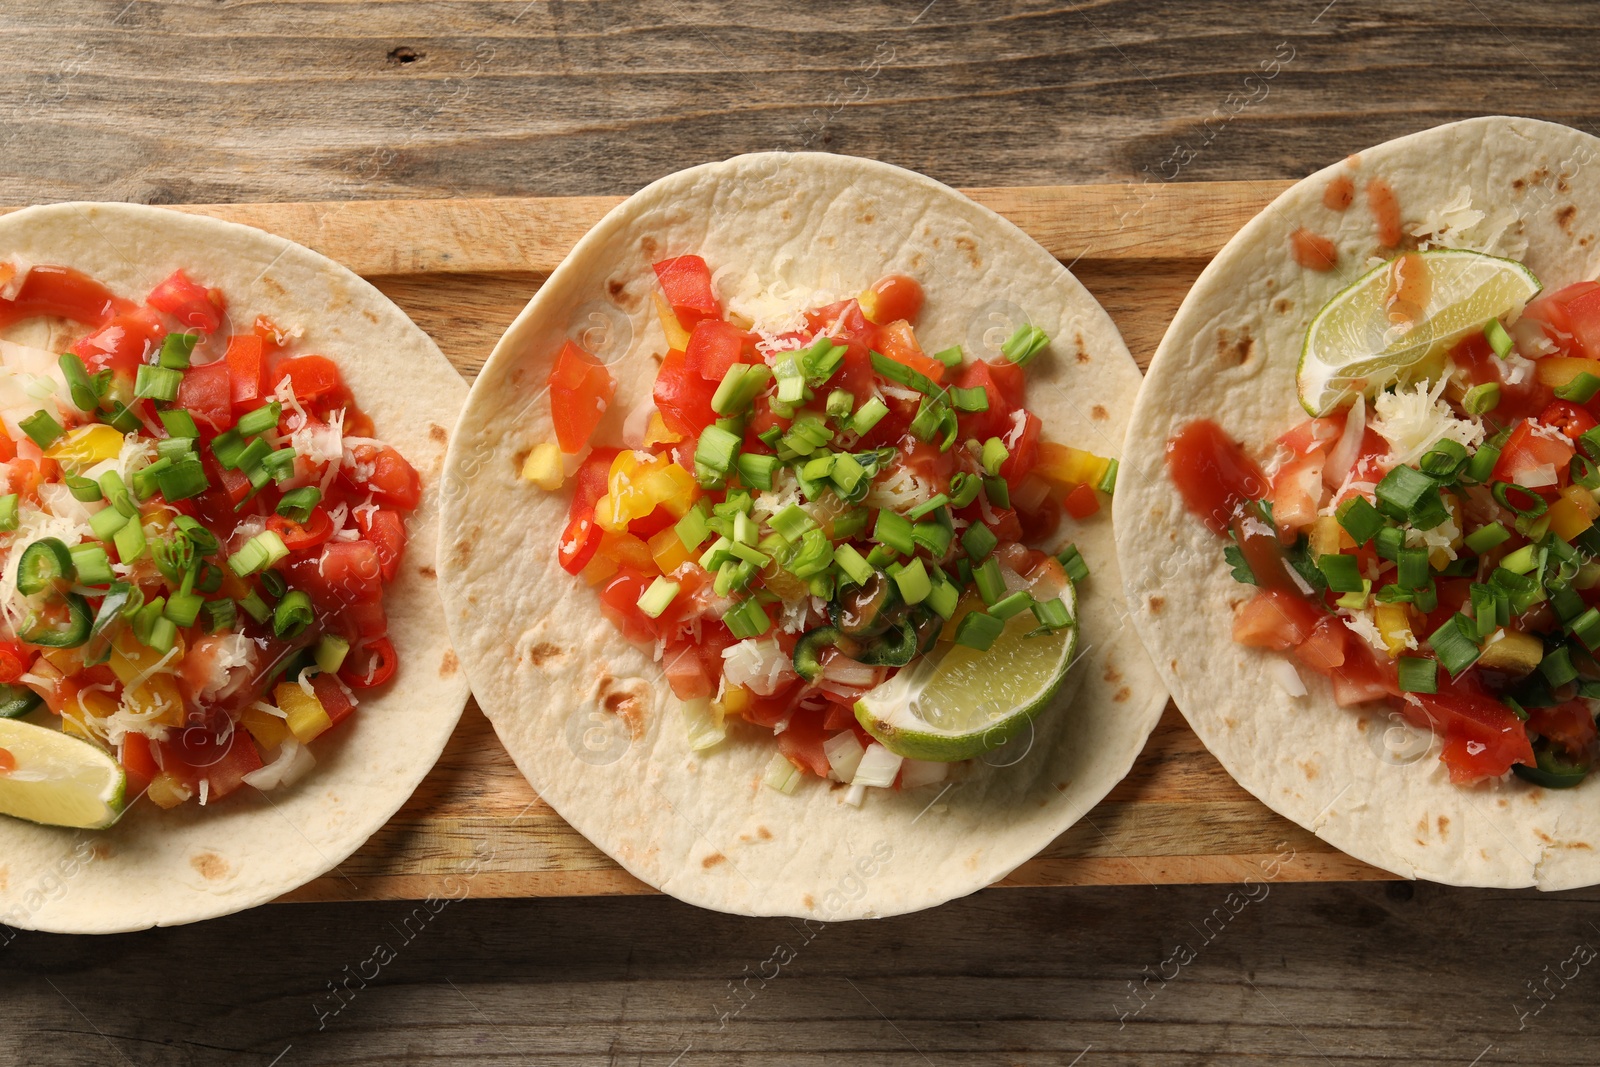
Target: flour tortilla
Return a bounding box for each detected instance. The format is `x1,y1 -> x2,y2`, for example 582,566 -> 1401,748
1117,116 -> 1600,889
0,203 -> 470,932
440,152 -> 1166,918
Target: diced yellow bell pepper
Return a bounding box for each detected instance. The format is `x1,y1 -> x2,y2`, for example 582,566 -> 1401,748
1373,602 -> 1414,659
1034,442 -> 1111,491
648,525 -> 692,575
276,681 -> 331,744
1536,356 -> 1600,389
597,529 -> 654,573
597,451 -> 698,531
857,287 -> 885,325
241,705 -> 291,750
1309,515 -> 1343,559
1547,490 -> 1596,542
1477,631 -> 1544,675
44,423 -> 123,468
719,684 -> 753,718
146,772 -> 193,809
579,550 -> 619,587
644,412 -> 682,447
521,442 -> 564,491
123,675 -> 185,728
654,294 -> 691,352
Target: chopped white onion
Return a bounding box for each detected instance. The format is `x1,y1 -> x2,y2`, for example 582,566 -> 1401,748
621,395 -> 658,449
1011,474 -> 1051,513
1268,659 -> 1307,698
844,782 -> 867,807
1323,393 -> 1366,489
898,759 -> 949,789
762,751 -> 802,794
722,637 -> 797,696
852,743 -> 903,788
819,657 -> 879,688
1513,463 -> 1559,489
243,739 -> 316,791
823,730 -> 866,783
679,697 -> 726,752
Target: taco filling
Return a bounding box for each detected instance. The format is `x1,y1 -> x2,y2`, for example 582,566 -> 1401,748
531,256 -> 1113,801
0,261 -> 419,824
1171,248 -> 1600,789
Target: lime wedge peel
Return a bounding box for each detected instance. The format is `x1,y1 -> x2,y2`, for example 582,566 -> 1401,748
854,581 -> 1078,762
0,718 -> 125,829
1297,249 -> 1541,417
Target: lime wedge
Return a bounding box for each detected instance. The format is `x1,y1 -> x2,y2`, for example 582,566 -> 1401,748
854,581 -> 1078,762
1297,249 -> 1541,417
0,719 -> 125,829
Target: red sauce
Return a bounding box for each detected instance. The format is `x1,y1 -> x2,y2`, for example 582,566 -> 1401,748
1322,175 -> 1355,211
1367,178 -> 1402,248
0,265 -> 131,330
1166,420 -> 1270,535
1384,251 -> 1430,330
0,747 -> 13,776
1290,229 -> 1338,271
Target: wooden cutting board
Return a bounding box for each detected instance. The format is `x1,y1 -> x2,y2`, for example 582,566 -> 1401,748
146,179 -> 1395,901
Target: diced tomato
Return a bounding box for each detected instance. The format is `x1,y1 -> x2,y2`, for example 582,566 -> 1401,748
287,541 -> 384,617
1276,417 -> 1343,456
146,269 -> 224,333
177,359 -> 235,433
598,569 -> 661,644
1450,331 -> 1552,423
1063,483 -> 1100,520
1167,420 -> 1271,535
951,360 -> 1026,442
1232,589 -> 1326,650
1294,617 -> 1347,673
663,638 -> 714,700
224,334 -> 265,408
652,256 -> 720,330
652,348 -> 719,438
343,442 -> 421,509
742,396 -> 791,454
1527,701 -> 1598,760
999,411 -> 1041,487
558,448 -> 617,575
70,306 -> 165,379
118,733 -> 159,795
777,704 -> 832,777
356,508 -> 407,581
548,340 -> 616,453
874,319 -> 945,384
203,730 -> 265,800
311,672 -> 358,725
1491,418 -> 1575,486
1270,452 -> 1326,533
1538,400 -> 1597,441
825,343 -> 876,403
0,265 -> 131,330
857,396 -> 919,449
0,640 -> 29,683
684,319 -> 755,381
1408,678 -> 1536,783
1017,497 -> 1062,544
1537,282 -> 1600,360
979,505 -> 1024,542
694,622 -> 738,681
861,274 -> 924,325
268,507 -> 335,552
277,355 -> 344,403
1327,638 -> 1398,707
340,635 -> 396,689
822,703 -> 859,732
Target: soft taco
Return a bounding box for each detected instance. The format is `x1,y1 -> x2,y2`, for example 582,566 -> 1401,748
1117,116 -> 1600,888
440,153 -> 1167,918
0,203 -> 469,932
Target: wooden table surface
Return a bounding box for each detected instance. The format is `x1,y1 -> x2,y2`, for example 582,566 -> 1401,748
6,2 -> 1600,1064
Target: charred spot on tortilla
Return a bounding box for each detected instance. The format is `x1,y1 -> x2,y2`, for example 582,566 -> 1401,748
639,236 -> 659,258
1114,687 -> 1130,703
260,275 -> 287,298
440,651 -> 459,677
363,309 -> 379,324
857,211 -> 876,225
757,826 -> 772,840
1148,596 -> 1165,614
1298,761 -> 1318,781
702,853 -> 726,869
1103,664 -> 1122,684
1323,175 -> 1355,211
525,642 -> 562,667
419,565 -> 437,579
1557,204 -> 1577,232
429,423 -> 448,444
1091,404 -> 1108,421
191,852 -> 229,881
1558,173 -> 1572,193
599,676 -> 647,739
607,278 -> 626,299
1437,816 -> 1449,837
1274,298 -> 1293,315
1513,178 -> 1526,192
802,893 -> 815,908
1217,326 -> 1255,367
954,235 -> 980,269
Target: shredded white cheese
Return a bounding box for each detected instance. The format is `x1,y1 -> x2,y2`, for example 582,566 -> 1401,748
1369,379 -> 1484,469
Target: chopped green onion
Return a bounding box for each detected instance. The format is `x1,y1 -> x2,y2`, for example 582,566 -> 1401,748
1097,458 -> 1120,496
211,429 -> 247,469
771,357 -> 807,406
907,494 -> 950,521
1570,607 -> 1600,650
980,438 -> 1009,476
158,408 -> 199,440
770,504 -> 816,542
165,591 -> 204,629
0,494 -> 17,533
1336,496 -> 1385,545
990,589 -> 1032,620
100,401 -> 141,434
865,544 -> 899,569
892,558 -> 931,605
156,436 -> 194,463
145,615 -> 178,655
1427,613 -> 1482,677
227,530 -> 289,577
1463,443 -> 1501,484
953,610 -> 1004,651
848,396 -> 889,437
1580,427 -> 1600,462
799,338 -> 846,384
313,634 -> 349,674
236,401 -> 283,437
1464,521 -> 1510,554
983,476 -> 1010,510
61,474 -> 101,503
925,570 -> 961,619
158,331 -> 198,369
1572,454 -> 1600,490
1500,544 -> 1538,575
1492,481 -> 1547,519
636,577 -> 681,620
932,346 -> 963,368
869,350 -> 941,396
1030,596 -> 1072,630
89,506 -> 128,542
1462,382 -> 1501,416
203,597 -> 237,634
949,386 -> 988,413
19,409 -> 62,449
1057,544 -> 1089,583
113,517 -> 147,564
1000,324 -> 1049,366
974,557 -> 1006,605
787,529 -> 832,578
156,456 -> 209,502
829,451 -> 867,498
1335,578 -> 1372,611
1552,581 -> 1586,623
826,389 -> 855,419
1397,656 -> 1438,694
698,535 -> 734,571
873,510 -> 917,556
1419,438 -> 1468,480
1397,547 -> 1430,590
1469,583 -> 1499,639
834,543 -> 874,586
948,472 -> 981,508
57,353 -> 106,413
276,487 -> 322,525
1541,644 -> 1578,687
1484,318 -> 1514,358
722,598 -> 770,639
68,543 -> 113,586
1374,525 -> 1404,561
909,397 -> 946,442
1374,464 -> 1436,521
694,424 -> 742,487
233,436 -> 271,475
732,451 -> 776,491
962,522 -> 998,562
1555,372 -> 1600,403
239,589 -> 271,624
1317,553 -> 1365,594
133,364 -> 183,402
911,519 -> 952,558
